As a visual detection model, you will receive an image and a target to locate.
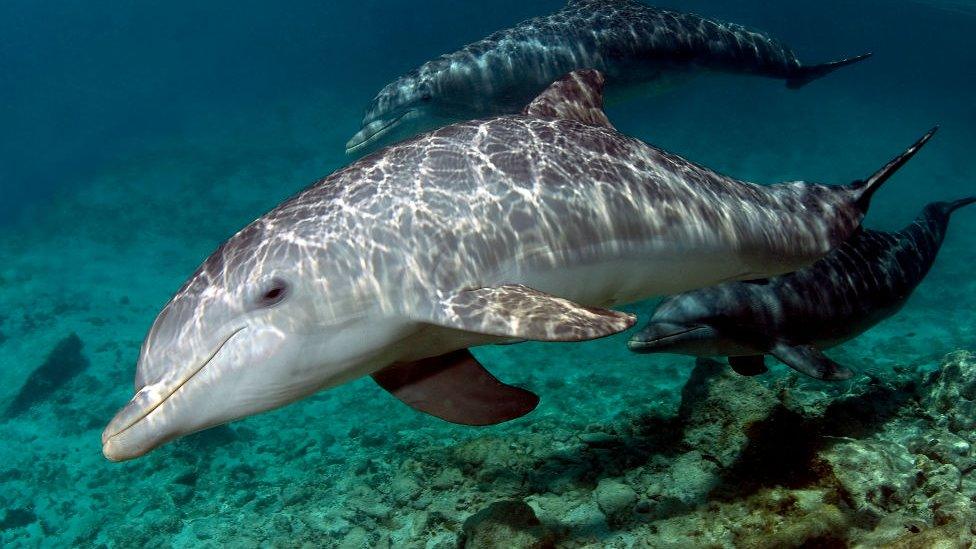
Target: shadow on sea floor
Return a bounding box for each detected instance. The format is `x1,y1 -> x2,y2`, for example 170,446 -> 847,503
402,354 -> 975,547
711,369 -> 919,499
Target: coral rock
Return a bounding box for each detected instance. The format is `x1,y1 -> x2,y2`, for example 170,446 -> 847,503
593,479 -> 637,521
459,500 -> 554,548
921,351 -> 976,435
678,359 -> 779,468
821,440 -> 916,526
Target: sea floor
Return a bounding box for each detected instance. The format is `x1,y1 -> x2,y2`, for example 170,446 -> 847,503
1,72 -> 975,547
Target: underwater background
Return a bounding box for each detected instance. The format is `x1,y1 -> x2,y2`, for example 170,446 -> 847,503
1,0 -> 975,546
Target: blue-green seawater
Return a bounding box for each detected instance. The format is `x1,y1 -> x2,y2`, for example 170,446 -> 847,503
1,0 -> 974,546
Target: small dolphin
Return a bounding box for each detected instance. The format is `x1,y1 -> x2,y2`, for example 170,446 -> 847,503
346,0 -> 871,154
104,70 -> 919,461
629,194 -> 972,380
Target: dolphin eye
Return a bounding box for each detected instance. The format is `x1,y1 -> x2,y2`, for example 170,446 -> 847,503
255,279 -> 289,308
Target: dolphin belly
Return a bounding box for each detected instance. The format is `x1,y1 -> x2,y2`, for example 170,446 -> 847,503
492,244 -> 755,309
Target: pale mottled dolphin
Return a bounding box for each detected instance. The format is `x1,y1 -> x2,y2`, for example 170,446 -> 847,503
346,0 -> 871,154
104,70 -> 909,461
629,193 -> 971,381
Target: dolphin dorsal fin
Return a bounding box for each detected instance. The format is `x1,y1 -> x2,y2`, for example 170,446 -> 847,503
522,69 -> 615,129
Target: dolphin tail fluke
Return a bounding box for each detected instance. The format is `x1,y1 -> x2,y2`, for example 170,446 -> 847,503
924,196 -> 976,223
852,127 -> 939,211
786,53 -> 873,89
946,197 -> 976,214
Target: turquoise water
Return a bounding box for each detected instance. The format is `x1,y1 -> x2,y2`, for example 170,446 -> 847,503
1,0 -> 975,546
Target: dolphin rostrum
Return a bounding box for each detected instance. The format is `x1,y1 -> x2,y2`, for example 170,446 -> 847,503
103,70 -> 915,461
629,193 -> 970,381
346,0 -> 871,154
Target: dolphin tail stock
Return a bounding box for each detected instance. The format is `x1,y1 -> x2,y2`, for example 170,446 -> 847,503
786,52 -> 873,89
851,126 -> 940,211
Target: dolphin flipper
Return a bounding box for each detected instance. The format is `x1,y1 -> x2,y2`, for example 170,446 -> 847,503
770,343 -> 854,381
427,284 -> 636,341
371,349 -> 539,426
728,355 -> 769,377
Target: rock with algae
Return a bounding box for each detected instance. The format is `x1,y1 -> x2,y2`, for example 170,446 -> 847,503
214,351 -> 976,548
691,351 -> 976,547
593,478 -> 637,524
459,500 -> 554,548
677,358 -> 780,468
921,350 -> 976,434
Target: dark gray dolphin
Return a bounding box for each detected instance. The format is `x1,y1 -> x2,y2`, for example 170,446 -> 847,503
630,193 -> 973,380
104,70 -> 907,461
346,0 -> 871,154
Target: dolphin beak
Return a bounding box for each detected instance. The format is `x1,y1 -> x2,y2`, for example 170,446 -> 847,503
345,112 -> 409,155
101,387 -> 172,461
102,326 -> 246,461
627,323 -> 716,353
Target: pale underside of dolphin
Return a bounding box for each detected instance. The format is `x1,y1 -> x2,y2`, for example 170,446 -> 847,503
104,70 -> 895,461
346,0 -> 871,154
629,189 -> 971,381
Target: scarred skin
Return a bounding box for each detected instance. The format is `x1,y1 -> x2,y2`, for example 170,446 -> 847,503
347,0 -> 870,153
103,71 -> 890,461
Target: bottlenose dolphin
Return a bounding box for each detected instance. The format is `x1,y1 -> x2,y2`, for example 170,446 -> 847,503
629,193 -> 971,381
346,0 -> 871,154
104,70 -> 913,461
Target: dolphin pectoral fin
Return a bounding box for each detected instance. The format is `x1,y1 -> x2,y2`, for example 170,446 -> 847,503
371,349 -> 539,426
770,343 -> 854,381
427,284 -> 636,342
522,69 -> 615,129
728,355 -> 769,377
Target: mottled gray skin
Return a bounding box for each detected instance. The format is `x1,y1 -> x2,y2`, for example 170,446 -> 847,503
347,0 -> 870,153
103,70 -> 880,461
630,198 -> 974,377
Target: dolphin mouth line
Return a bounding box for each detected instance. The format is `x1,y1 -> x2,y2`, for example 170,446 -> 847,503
105,326 -> 246,442
347,111 -> 409,152
628,326 -> 706,350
